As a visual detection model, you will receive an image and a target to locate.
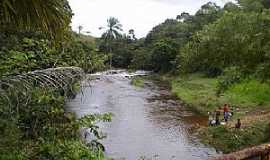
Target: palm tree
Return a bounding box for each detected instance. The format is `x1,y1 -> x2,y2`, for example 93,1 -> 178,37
0,0 -> 72,40
78,25 -> 83,34
100,17 -> 123,70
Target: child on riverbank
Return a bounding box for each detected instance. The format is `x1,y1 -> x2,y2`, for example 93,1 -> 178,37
215,107 -> 221,125
208,112 -> 215,126
235,119 -> 241,129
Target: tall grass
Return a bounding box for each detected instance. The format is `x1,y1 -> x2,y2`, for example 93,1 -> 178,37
225,80 -> 270,108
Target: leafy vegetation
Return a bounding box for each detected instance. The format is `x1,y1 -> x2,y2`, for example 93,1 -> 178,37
131,77 -> 144,87
200,121 -> 270,153
0,0 -> 110,159
0,0 -> 72,41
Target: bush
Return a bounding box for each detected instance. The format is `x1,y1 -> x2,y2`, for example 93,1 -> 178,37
34,140 -> 105,160
206,67 -> 223,78
225,80 -> 270,106
0,87 -> 111,159
255,62 -> 270,82
217,67 -> 243,95
203,122 -> 268,153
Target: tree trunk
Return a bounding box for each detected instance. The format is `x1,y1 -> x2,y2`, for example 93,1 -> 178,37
210,144 -> 270,160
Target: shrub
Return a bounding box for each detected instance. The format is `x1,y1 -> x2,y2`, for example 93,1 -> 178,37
217,67 -> 243,95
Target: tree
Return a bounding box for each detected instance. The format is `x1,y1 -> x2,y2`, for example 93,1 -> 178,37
180,10 -> 270,77
191,2 -> 222,31
100,17 -> 123,69
0,0 -> 72,40
128,29 -> 137,41
223,2 -> 239,12
237,0 -> 265,11
151,38 -> 178,72
176,12 -> 192,22
78,25 -> 83,34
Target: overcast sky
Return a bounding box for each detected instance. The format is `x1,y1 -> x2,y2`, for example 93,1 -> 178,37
69,0 -> 231,38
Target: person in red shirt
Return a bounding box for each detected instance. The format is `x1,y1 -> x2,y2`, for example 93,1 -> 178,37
223,104 -> 229,122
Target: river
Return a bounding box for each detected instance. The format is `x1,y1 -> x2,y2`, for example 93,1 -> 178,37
66,70 -> 218,160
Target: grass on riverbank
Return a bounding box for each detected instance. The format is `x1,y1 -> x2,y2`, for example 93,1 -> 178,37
131,77 -> 145,87
171,74 -> 270,115
171,74 -> 222,114
200,121 -> 270,153
170,73 -> 270,153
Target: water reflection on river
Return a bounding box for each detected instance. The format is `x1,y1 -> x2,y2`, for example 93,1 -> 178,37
66,70 -> 218,160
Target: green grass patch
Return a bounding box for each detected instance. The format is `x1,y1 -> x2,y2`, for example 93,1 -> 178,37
201,122 -> 270,153
225,80 -> 270,109
171,74 -> 227,114
171,74 -> 270,114
131,77 -> 145,87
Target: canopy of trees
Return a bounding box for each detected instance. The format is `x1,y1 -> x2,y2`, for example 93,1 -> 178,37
101,0 -> 270,81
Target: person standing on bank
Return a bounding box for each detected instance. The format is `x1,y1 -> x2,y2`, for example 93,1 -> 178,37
223,104 -> 229,122
215,107 -> 221,125
235,119 -> 241,129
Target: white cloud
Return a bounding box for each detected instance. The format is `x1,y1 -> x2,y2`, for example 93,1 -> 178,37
68,0 -> 231,38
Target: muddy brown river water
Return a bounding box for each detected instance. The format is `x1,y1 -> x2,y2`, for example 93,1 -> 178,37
67,70 -> 218,160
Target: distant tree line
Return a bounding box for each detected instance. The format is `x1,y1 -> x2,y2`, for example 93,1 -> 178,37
101,0 -> 270,82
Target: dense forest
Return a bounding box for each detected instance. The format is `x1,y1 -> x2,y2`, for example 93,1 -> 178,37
0,0 -> 270,159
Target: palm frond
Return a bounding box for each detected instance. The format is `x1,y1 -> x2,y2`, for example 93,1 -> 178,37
0,0 -> 72,40
0,67 -> 85,103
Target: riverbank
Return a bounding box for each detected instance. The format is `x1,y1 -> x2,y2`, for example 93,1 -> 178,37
167,73 -> 270,153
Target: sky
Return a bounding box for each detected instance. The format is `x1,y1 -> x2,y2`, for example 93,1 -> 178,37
68,0 -> 231,38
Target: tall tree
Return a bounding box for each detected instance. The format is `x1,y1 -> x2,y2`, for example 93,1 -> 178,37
78,25 -> 83,34
128,29 -> 137,41
100,17 -> 123,69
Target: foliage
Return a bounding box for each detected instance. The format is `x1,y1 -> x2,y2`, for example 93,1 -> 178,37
129,47 -> 152,70
255,62 -> 270,81
180,9 -> 270,78
141,2 -> 223,72
217,67 -> 243,95
150,38 -> 178,72
100,17 -> 123,42
131,77 -> 144,87
0,84 -> 110,159
0,0 -> 110,159
110,37 -> 133,68
202,122 -> 270,153
0,32 -> 107,75
0,36 -> 58,75
62,34 -> 107,73
34,140 -> 105,160
225,79 -> 270,107
0,0 -> 72,41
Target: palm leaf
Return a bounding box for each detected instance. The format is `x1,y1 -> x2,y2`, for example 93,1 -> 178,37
0,67 -> 85,105
0,0 -> 72,41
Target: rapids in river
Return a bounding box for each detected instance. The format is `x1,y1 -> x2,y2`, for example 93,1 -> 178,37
66,70 -> 218,160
